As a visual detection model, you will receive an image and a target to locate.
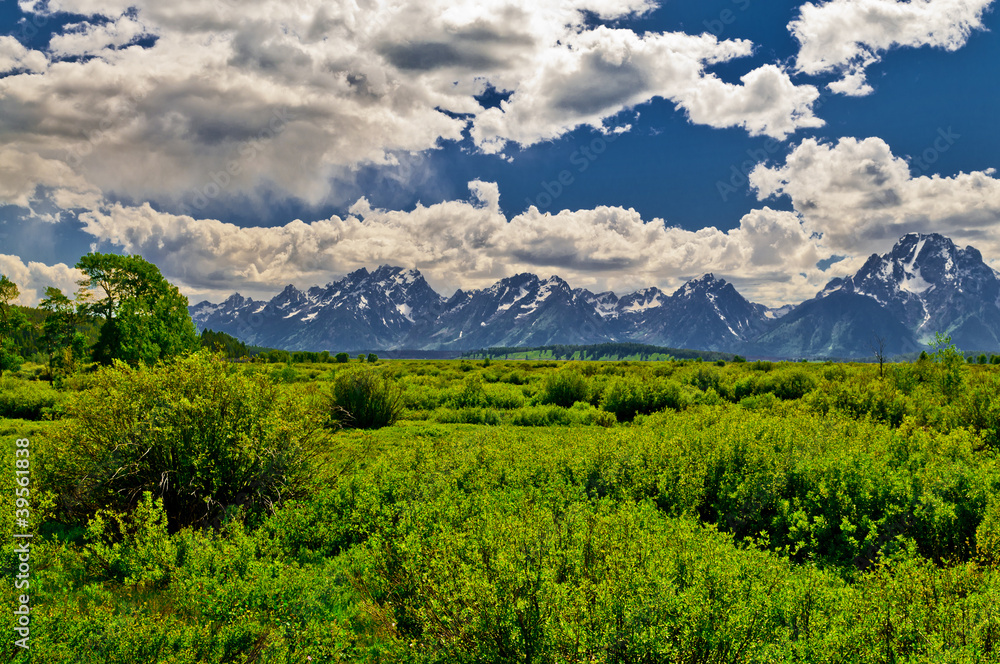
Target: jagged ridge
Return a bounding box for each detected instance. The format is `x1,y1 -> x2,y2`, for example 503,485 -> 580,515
190,234 -> 1000,357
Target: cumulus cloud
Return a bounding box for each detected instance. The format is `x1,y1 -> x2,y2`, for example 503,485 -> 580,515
0,0 -> 823,211
751,136 -> 1000,261
790,0 -> 995,95
472,28 -> 822,153
0,149 -> 104,214
0,254 -> 83,306
48,15 -> 151,57
75,182 -> 827,305
0,36 -> 47,74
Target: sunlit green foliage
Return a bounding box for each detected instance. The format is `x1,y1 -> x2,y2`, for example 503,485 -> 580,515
6,354 -> 1000,661
43,352 -> 328,529
329,366 -> 403,429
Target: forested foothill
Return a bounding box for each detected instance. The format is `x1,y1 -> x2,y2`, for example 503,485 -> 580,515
6,260 -> 1000,662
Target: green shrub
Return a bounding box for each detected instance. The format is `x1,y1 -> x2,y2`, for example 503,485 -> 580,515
499,370 -> 530,385
484,383 -> 526,409
434,407 -> 502,425
83,491 -> 177,587
449,374 -> 487,408
508,405 -> 573,427
600,375 -> 647,421
689,366 -> 725,394
540,369 -> 589,407
957,373 -> 1000,448
826,376 -> 908,427
270,364 -> 299,383
600,376 -> 686,421
767,369 -> 818,400
568,400 -> 616,426
0,377 -> 63,419
49,352 -> 327,528
739,392 -> 780,411
331,367 -> 403,429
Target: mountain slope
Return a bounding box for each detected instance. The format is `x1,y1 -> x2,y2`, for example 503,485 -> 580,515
190,265 -> 444,350
625,274 -> 769,351
756,233 -> 1000,357
405,274 -> 615,350
189,234 -> 1000,356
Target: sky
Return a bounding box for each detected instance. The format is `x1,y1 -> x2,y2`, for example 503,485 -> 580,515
1,0 -> 999,307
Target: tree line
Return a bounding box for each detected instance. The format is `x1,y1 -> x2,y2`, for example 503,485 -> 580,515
1,253 -> 198,382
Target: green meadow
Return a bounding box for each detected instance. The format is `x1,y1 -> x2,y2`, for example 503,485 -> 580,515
5,347 -> 1000,662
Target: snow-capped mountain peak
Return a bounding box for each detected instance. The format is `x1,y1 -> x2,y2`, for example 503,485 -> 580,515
815,233 -> 1000,348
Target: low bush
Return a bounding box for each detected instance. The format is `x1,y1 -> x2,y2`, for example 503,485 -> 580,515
434,407 -> 502,426
822,375 -> 909,427
484,383 -> 526,409
83,491 -> 177,587
331,367 -> 403,429
449,374 -> 488,409
957,372 -> 1000,448
48,352 -> 328,528
540,369 -> 589,407
0,377 -> 64,419
508,405 -> 573,427
600,376 -> 687,421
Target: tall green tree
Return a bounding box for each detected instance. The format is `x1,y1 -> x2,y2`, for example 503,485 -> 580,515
76,253 -> 198,365
0,275 -> 25,376
39,287 -> 88,383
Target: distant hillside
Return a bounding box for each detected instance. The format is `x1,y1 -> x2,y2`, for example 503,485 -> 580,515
462,343 -> 738,362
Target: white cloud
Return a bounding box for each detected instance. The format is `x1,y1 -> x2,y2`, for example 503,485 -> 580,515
0,36 -> 47,74
471,28 -> 822,153
751,136 -> 1000,260
790,0 -> 995,95
0,255 -> 83,306
76,182 -> 827,305
0,0 -> 823,211
0,149 -> 103,214
49,16 -> 150,57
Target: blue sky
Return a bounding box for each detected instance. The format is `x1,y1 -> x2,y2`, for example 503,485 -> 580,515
1,0 -> 999,306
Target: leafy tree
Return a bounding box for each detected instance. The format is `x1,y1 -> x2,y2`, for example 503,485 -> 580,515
929,333 -> 966,399
334,352 -> 349,363
76,253 -> 198,365
39,287 -> 88,383
367,353 -> 379,364
0,275 -> 25,377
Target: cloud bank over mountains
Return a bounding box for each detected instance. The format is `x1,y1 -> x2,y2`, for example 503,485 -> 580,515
0,0 -> 997,309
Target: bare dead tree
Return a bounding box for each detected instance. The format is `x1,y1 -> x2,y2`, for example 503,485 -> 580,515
870,332 -> 887,379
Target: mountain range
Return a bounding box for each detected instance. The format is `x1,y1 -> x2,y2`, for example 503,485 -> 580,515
190,233 -> 1000,358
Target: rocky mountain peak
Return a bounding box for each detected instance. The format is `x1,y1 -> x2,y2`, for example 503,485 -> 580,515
673,273 -> 728,299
